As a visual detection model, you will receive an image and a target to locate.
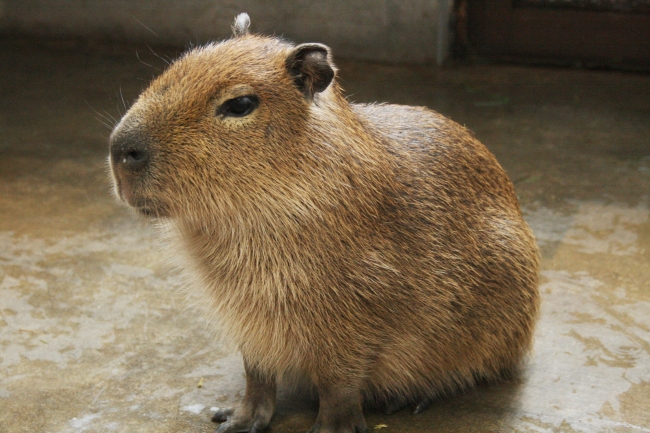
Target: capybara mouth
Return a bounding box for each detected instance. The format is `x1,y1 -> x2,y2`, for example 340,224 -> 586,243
111,171 -> 167,218
136,206 -> 157,217
135,204 -> 169,218
131,198 -> 169,218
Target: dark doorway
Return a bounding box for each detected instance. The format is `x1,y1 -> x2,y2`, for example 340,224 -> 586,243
465,0 -> 650,70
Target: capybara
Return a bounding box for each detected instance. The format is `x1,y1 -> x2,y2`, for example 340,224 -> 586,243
109,13 -> 539,433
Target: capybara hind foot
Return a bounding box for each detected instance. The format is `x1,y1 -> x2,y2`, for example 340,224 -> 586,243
412,399 -> 432,415
213,363 -> 276,433
382,398 -> 430,416
383,400 -> 408,415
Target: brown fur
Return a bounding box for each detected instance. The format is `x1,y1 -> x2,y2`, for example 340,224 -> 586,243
109,16 -> 539,433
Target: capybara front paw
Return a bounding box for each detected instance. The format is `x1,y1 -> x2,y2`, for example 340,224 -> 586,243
212,407 -> 271,433
215,417 -> 270,433
211,407 -> 234,423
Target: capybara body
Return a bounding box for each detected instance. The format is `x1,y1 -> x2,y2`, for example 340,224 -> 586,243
109,14 -> 539,433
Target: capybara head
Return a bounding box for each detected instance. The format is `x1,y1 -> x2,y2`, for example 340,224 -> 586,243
109,17 -> 336,222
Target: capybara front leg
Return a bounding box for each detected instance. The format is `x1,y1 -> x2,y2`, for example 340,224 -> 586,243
308,384 -> 368,433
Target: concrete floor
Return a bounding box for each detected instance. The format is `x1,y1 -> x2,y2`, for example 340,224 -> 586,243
0,37 -> 649,433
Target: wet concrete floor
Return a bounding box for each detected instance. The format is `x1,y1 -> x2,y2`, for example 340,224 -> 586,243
0,37 -> 649,433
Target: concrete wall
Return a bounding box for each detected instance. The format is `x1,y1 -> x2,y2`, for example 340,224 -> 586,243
0,0 -> 450,64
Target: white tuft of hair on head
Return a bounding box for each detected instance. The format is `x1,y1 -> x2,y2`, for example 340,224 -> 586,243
232,13 -> 251,37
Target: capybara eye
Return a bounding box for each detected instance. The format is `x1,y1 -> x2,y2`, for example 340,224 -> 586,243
218,95 -> 259,118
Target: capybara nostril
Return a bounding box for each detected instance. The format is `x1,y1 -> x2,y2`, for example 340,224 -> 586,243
123,148 -> 149,169
110,132 -> 150,172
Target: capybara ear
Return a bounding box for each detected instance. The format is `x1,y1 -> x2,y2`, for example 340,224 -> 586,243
286,43 -> 335,100
232,13 -> 251,38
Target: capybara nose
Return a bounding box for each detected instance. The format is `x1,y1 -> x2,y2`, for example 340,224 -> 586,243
110,131 -> 150,172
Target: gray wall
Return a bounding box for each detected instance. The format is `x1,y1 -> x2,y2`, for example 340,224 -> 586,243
0,0 -> 449,64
